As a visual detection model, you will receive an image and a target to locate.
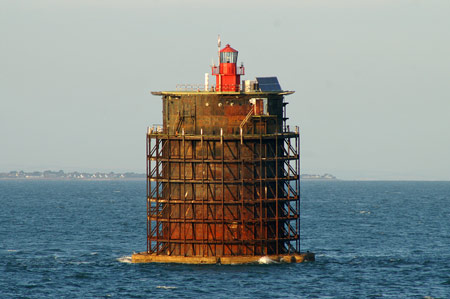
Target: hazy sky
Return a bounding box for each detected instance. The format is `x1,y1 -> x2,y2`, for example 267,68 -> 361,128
1,0 -> 449,180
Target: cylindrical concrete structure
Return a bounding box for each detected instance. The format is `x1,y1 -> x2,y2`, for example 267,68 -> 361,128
145,90 -> 301,258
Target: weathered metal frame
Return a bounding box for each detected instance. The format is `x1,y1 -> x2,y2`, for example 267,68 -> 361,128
146,121 -> 300,257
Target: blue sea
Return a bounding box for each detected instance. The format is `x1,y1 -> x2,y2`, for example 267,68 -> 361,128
1,180 -> 449,298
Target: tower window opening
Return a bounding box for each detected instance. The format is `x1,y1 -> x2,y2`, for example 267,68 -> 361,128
220,52 -> 238,64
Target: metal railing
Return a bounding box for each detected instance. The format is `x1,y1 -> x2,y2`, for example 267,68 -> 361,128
148,124 -> 163,134
176,84 -> 212,91
175,84 -> 243,92
211,66 -> 245,75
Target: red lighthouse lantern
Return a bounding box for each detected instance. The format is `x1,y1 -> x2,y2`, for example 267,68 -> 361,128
212,44 -> 245,92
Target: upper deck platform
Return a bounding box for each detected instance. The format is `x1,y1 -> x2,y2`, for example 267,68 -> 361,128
151,90 -> 295,97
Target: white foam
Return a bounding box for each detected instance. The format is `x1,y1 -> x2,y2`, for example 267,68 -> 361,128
117,256 -> 132,263
156,286 -> 177,290
258,256 -> 278,264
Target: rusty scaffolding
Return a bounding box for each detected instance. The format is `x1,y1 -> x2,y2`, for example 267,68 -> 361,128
146,115 -> 301,257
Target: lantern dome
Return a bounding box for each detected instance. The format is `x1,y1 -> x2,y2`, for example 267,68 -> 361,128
220,44 -> 238,53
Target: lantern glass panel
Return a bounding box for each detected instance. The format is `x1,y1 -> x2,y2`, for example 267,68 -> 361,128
220,52 -> 238,64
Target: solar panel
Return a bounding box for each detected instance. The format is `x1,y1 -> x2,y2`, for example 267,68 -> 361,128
256,77 -> 282,91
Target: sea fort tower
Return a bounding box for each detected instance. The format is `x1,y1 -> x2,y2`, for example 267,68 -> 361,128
132,41 -> 314,264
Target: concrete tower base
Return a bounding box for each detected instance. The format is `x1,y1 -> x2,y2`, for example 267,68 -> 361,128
131,252 -> 315,264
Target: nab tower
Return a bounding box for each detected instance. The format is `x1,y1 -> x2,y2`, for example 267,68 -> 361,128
132,40 -> 314,264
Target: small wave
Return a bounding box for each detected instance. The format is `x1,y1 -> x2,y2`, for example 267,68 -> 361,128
359,210 -> 371,214
6,249 -> 18,252
117,256 -> 132,263
156,286 -> 177,290
68,261 -> 93,265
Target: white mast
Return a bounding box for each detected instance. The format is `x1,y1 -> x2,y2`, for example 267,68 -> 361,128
217,34 -> 221,66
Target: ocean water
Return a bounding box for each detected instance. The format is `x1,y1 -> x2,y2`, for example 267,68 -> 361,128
1,180 -> 449,298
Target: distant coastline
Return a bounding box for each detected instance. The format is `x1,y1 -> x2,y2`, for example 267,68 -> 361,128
1,170 -> 336,181
0,170 -> 145,180
300,173 -> 337,180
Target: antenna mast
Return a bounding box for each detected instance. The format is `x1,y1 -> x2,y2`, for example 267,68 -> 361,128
217,34 -> 221,65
